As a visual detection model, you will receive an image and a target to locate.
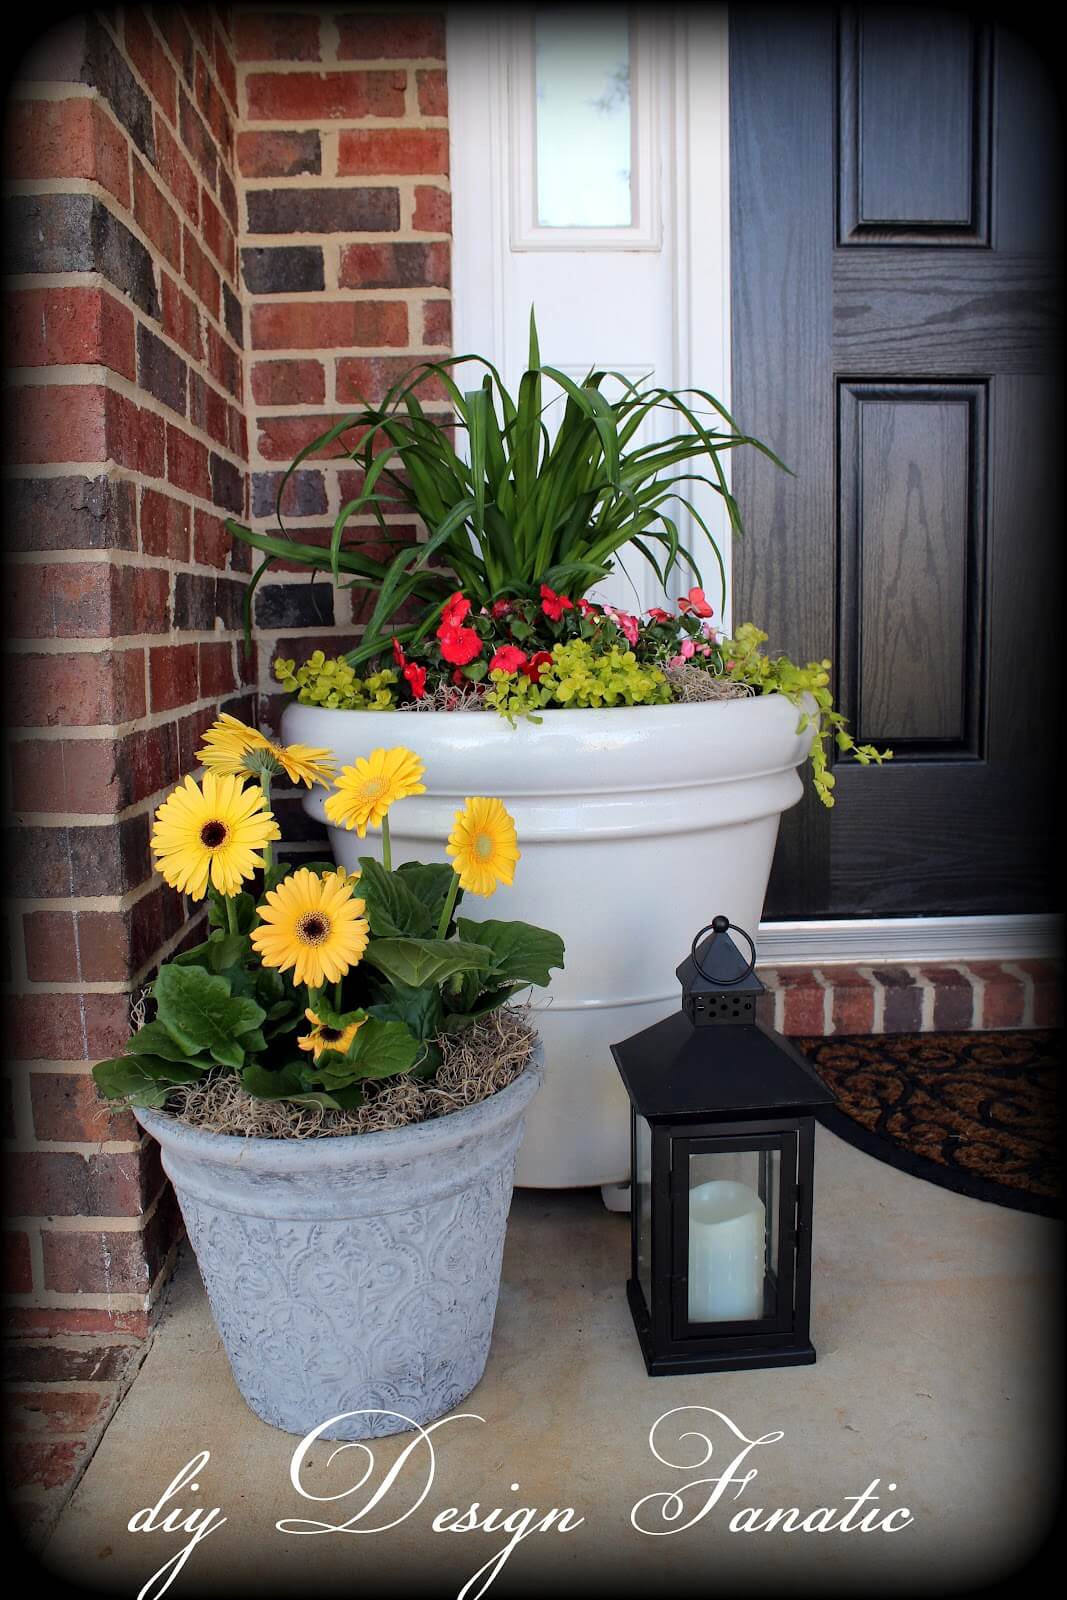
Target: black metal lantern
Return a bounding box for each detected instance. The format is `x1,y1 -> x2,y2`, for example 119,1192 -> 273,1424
611,915 -> 835,1376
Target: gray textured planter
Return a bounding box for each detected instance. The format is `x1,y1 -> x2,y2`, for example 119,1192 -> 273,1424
135,1047 -> 543,1441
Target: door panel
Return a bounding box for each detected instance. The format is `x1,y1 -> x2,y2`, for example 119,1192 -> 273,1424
730,6 -> 1061,917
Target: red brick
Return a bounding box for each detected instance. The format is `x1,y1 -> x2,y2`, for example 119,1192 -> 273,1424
6,992 -> 135,1065
234,11 -> 320,61
338,240 -> 449,289
133,159 -> 182,271
245,69 -> 405,120
416,68 -> 448,116
4,1342 -> 141,1383
5,288 -> 135,379
964,961 -> 1026,1029
825,966 -> 876,1034
141,487 -> 190,559
193,509 -> 228,568
236,128 -> 321,178
423,298 -> 451,347
925,964 -> 977,1030
336,13 -> 445,59
5,1388 -> 110,1435
1014,959 -> 1063,1027
198,641 -> 236,698
23,910 -> 77,982
4,1232 -> 33,1295
338,128 -> 449,176
207,325 -> 241,397
4,1439 -> 88,1492
150,643 -> 199,711
6,1307 -> 150,1337
872,967 -> 923,1032
336,355 -> 447,405
153,114 -> 199,225
200,189 -> 235,280
251,358 -> 325,407
123,8 -> 177,120
161,272 -> 203,361
42,1229 -> 156,1295
195,50 -> 232,160
4,98 -> 131,208
251,300 -> 408,351
165,425 -> 211,498
30,1071 -> 138,1143
256,413 -> 369,461
183,227 -> 220,317
8,650 -> 145,728
214,28 -> 239,109
7,385 -> 107,465
775,971 -> 825,1035
413,184 -> 451,233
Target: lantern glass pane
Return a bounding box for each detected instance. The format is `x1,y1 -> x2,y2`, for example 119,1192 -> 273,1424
686,1148 -> 780,1323
635,1113 -> 653,1306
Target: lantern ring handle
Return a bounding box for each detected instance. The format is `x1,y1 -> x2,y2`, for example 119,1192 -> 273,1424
690,919 -> 757,986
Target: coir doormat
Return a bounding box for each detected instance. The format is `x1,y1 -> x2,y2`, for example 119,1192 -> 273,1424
796,1030 -> 1060,1218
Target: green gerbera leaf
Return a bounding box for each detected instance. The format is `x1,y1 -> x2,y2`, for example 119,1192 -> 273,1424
153,963 -> 266,1070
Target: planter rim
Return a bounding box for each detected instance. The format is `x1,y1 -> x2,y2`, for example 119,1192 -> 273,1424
283,691 -> 805,731
134,1044 -> 543,1174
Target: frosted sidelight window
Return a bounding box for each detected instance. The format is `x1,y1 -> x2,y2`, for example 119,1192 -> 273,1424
534,10 -> 633,227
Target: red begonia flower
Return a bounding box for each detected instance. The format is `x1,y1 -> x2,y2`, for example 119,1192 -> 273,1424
440,592 -> 471,630
403,661 -> 427,697
539,584 -> 573,622
438,624 -> 483,665
678,587 -> 713,618
392,636 -> 407,667
489,645 -> 528,675
522,650 -> 553,684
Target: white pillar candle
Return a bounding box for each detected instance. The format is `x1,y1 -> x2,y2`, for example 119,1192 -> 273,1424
688,1179 -> 766,1322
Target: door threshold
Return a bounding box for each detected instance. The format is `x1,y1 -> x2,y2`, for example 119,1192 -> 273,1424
757,914 -> 1062,966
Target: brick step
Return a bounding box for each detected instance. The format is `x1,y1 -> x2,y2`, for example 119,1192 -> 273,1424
755,959 -> 1062,1036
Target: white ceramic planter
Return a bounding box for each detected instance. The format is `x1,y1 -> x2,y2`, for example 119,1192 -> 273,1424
283,696 -> 814,1189
135,1050 -> 542,1440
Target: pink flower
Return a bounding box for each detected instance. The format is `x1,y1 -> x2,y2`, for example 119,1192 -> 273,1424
678,587 -> 713,618
679,638 -> 696,659
403,661 -> 427,697
577,598 -> 599,618
522,650 -> 553,684
647,607 -> 674,624
440,591 -> 471,630
489,645 -> 528,675
437,624 -> 483,666
540,584 -> 574,622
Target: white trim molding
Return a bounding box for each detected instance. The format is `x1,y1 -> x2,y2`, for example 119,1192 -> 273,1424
756,914 -> 1063,966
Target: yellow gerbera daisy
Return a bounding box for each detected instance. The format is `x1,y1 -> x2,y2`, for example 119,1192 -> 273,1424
151,773 -> 280,900
297,1008 -> 364,1061
197,713 -> 336,788
324,747 -> 426,837
250,868 -> 369,989
446,797 -> 521,898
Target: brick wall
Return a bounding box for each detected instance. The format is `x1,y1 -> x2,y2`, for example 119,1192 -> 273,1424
233,6 -> 451,854
2,7 -> 249,1509
1,5 -> 452,1529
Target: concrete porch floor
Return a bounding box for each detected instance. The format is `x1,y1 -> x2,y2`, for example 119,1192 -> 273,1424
43,1125 -> 1059,1597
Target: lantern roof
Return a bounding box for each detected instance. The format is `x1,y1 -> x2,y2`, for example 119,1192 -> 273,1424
676,918 -> 765,997
611,1011 -> 835,1121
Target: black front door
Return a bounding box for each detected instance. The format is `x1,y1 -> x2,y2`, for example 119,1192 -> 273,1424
729,6 -> 1061,918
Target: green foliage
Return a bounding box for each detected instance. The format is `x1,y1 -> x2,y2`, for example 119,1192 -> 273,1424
720,623 -> 893,808
273,652 -> 398,710
361,936 -> 493,991
152,964 -> 266,1070
226,309 -> 787,663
